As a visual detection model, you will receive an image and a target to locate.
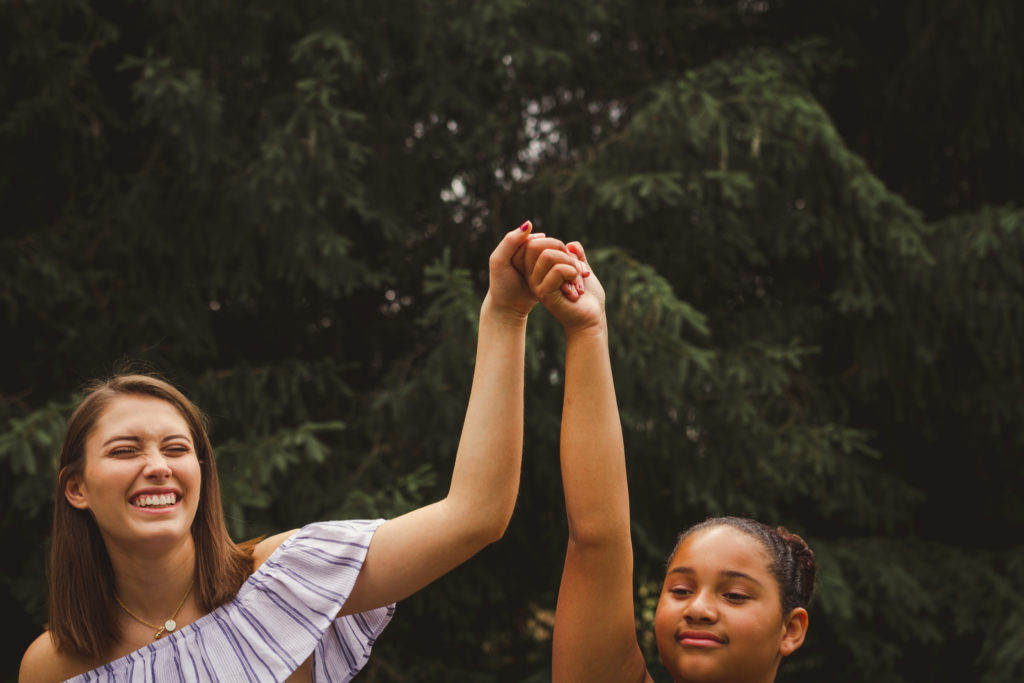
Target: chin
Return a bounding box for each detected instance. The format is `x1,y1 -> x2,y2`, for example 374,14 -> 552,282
122,516 -> 195,544
660,656 -> 720,683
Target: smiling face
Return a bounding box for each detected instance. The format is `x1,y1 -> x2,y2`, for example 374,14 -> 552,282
64,394 -> 202,556
654,525 -> 807,683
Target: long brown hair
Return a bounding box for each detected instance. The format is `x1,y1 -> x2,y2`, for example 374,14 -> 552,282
49,374 -> 254,658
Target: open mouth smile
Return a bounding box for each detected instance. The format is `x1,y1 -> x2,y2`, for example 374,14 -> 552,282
130,491 -> 181,509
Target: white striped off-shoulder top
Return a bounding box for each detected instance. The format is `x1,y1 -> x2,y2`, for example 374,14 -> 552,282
65,519 -> 394,682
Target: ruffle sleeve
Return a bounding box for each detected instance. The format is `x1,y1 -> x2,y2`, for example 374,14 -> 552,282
64,519 -> 394,682
242,519 -> 395,681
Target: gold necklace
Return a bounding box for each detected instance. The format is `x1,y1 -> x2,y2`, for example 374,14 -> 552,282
115,578 -> 194,639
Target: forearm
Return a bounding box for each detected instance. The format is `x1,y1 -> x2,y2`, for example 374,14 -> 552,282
560,322 -> 631,548
340,294 -> 528,614
552,319 -> 648,681
442,293 -> 527,541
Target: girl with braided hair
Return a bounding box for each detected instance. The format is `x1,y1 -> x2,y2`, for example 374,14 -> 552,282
520,237 -> 816,683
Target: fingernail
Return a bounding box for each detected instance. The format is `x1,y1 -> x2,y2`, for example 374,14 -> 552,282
567,244 -> 580,255
519,220 -> 532,231
529,233 -> 546,240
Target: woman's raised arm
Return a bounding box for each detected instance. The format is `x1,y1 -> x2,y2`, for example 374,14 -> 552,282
333,222 -> 579,615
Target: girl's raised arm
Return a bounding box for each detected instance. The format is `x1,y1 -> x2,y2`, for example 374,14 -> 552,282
524,241 -> 651,683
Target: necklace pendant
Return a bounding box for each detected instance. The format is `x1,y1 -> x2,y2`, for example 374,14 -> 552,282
115,577 -> 193,642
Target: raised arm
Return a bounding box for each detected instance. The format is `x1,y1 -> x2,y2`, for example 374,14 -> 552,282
333,222 -> 579,615
526,242 -> 651,683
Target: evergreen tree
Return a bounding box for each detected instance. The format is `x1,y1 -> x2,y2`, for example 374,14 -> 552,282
3,1 -> 1021,680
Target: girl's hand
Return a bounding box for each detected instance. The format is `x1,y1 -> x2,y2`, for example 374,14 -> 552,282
525,240 -> 606,336
512,235 -> 585,303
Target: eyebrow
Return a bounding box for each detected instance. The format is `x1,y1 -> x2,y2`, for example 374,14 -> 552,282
666,566 -> 764,586
101,434 -> 191,447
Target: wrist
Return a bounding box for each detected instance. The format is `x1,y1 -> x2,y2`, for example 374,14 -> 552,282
564,315 -> 608,342
481,293 -> 530,329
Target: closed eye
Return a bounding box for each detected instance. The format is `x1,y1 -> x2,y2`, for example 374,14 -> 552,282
723,592 -> 751,602
669,587 -> 693,597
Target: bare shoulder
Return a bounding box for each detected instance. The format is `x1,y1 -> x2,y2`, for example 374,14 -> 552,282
20,631 -> 92,683
251,529 -> 300,571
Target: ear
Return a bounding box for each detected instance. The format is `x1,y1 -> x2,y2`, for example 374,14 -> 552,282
64,473 -> 91,510
779,607 -> 808,657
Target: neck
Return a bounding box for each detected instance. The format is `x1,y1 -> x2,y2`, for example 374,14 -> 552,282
106,533 -> 198,621
673,666 -> 779,683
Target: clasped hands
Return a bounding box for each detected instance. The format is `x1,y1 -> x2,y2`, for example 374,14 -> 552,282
510,222 -> 607,335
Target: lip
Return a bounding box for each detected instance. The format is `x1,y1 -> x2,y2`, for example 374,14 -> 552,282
678,631 -> 726,647
129,486 -> 182,511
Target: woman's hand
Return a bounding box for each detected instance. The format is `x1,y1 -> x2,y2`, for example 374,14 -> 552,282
485,221 -> 547,320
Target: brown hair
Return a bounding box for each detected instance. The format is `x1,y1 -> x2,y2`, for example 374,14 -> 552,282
49,374 -> 255,658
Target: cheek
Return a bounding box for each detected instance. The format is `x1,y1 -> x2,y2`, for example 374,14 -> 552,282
653,596 -> 675,640
82,461 -> 125,492
183,460 -> 203,503
734,608 -> 785,652
178,456 -> 202,483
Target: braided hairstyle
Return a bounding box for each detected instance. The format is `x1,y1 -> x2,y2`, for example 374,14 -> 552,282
670,516 -> 816,616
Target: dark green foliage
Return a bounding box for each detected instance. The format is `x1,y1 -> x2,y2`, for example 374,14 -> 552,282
3,0 -> 1022,680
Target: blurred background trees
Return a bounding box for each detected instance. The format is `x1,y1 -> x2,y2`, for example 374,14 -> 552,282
2,0 -> 1022,680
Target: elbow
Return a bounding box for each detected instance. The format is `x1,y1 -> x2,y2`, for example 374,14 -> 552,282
566,515 -> 630,551
475,526 -> 506,548
474,507 -> 513,546
455,501 -> 513,549
566,527 -> 603,550
441,481 -> 518,550
566,531 -> 634,565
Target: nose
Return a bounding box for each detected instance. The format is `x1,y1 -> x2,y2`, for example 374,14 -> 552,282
141,448 -> 173,479
683,588 -> 718,624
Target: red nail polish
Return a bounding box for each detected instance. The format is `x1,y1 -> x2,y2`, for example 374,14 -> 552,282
519,220 -> 531,231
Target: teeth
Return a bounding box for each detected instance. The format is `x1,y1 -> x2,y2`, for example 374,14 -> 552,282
134,493 -> 176,508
